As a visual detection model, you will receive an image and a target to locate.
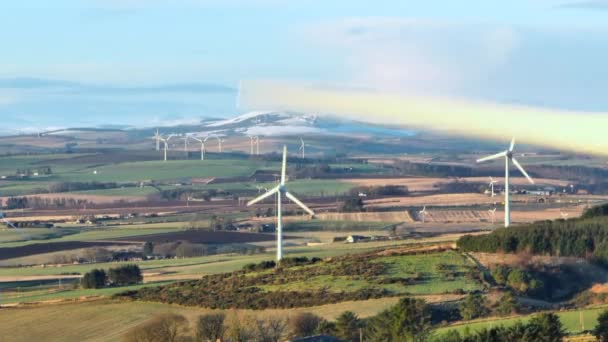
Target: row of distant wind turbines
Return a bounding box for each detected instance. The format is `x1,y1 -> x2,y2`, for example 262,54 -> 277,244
154,129 -> 307,162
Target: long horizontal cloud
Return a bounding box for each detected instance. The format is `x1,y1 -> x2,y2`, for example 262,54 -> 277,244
240,80 -> 608,156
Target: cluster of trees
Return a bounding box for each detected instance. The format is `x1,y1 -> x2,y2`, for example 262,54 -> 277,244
159,188 -> 220,202
349,185 -> 410,197
392,160 -> 476,178
48,181 -> 121,193
434,181 -> 486,194
341,196 -> 365,212
145,241 -> 265,259
458,292 -> 519,321
457,204 -> 608,263
439,312 -> 565,342
491,265 -> 543,295
16,166 -> 52,176
3,196 -> 92,210
81,264 -> 142,289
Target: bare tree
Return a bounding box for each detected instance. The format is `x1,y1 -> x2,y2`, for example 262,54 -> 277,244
195,313 -> 226,342
123,313 -> 188,342
255,315 -> 287,342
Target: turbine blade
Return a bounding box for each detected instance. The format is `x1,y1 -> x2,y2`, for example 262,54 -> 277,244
281,145 -> 287,185
476,151 -> 507,163
285,192 -> 315,216
511,158 -> 534,184
247,186 -> 280,206
509,138 -> 515,152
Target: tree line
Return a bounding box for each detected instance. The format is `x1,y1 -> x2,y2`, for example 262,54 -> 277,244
81,264 -> 142,289
457,204 -> 608,263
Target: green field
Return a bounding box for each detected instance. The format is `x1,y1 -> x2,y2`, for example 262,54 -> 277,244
0,224 -> 185,249
261,250 -> 481,295
435,305 -> 608,337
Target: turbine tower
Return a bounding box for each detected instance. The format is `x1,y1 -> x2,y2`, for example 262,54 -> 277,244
299,138 -> 306,159
247,146 -> 315,261
190,137 -> 207,160
477,138 -> 534,227
489,177 -> 498,197
255,136 -> 260,155
183,135 -> 189,155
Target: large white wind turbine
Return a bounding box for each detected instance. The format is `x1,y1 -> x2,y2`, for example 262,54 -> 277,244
299,138 -> 306,159
214,136 -> 224,153
477,138 -> 534,227
190,136 -> 207,160
247,146 -> 315,261
249,136 -> 258,155
158,134 -> 175,162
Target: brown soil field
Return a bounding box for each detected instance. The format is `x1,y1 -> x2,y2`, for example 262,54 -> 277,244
365,193 -> 494,208
0,241 -> 132,261
342,176 -> 569,192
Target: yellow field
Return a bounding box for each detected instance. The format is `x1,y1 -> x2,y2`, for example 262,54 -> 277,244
315,211 -> 414,223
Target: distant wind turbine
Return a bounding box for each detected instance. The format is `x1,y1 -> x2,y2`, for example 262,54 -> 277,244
255,136 -> 260,155
299,138 -> 306,159
154,129 -> 161,151
477,138 -> 534,227
214,136 -> 224,153
249,136 -> 258,155
158,134 -> 175,162
560,211 -> 569,220
489,208 -> 497,224
419,206 -> 428,223
247,146 -> 315,261
190,136 -> 207,160
489,177 -> 498,197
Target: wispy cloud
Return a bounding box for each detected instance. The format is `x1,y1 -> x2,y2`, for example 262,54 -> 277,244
301,17 -> 520,95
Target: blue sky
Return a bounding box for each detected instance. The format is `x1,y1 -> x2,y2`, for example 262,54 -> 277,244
1,0 -> 607,131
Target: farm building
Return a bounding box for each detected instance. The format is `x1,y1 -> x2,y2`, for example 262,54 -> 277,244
346,235 -> 369,243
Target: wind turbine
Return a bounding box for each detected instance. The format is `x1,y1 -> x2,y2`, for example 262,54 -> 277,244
249,136 -> 258,155
214,136 -> 224,153
489,177 -> 498,197
158,134 -> 175,162
153,129 -> 161,151
299,138 -> 306,159
183,135 -> 189,155
190,137 -> 207,160
477,138 -> 534,227
256,136 -> 260,155
560,211 -> 569,220
247,146 -> 315,261
419,206 -> 428,223
489,208 -> 497,224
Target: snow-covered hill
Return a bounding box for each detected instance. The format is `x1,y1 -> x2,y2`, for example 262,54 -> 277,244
201,111 -> 324,136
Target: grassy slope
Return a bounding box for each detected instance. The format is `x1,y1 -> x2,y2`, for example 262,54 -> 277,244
435,306 -> 608,337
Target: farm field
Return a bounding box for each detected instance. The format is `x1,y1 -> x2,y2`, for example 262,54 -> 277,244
435,305 -> 608,337
342,176 -> 570,192
0,296 -> 430,342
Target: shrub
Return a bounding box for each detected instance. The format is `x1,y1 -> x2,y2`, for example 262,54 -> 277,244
289,312 -> 323,338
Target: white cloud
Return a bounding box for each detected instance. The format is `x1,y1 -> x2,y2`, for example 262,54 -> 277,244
301,17 -> 520,95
